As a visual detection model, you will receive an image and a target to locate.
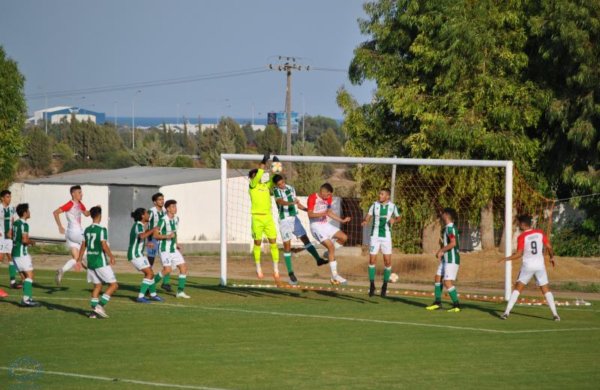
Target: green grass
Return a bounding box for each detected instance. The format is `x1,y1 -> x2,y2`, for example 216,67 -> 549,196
28,243 -> 71,256
1,270 -> 599,389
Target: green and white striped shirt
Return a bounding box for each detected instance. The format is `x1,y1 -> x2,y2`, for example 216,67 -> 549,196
84,224 -> 109,270
273,184 -> 298,220
128,221 -> 145,260
367,201 -> 400,239
11,219 -> 29,257
159,215 -> 178,253
442,223 -> 460,264
2,205 -> 15,237
149,206 -> 165,230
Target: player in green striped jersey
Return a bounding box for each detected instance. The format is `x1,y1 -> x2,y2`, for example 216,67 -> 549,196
361,189 -> 401,297
155,199 -> 189,298
426,208 -> 461,312
0,189 -> 21,289
147,192 -> 165,268
12,204 -> 39,307
77,206 -> 118,319
272,174 -> 328,285
128,208 -> 164,303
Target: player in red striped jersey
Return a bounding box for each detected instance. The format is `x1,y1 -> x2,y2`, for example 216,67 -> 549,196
499,215 -> 560,321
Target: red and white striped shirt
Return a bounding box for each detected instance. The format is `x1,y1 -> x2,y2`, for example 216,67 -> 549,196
517,229 -> 549,269
307,193 -> 332,225
60,200 -> 87,232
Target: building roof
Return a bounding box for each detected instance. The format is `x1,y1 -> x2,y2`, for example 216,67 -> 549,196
24,166 -> 244,187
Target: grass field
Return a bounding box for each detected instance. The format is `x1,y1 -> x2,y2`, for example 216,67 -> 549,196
1,270 -> 599,389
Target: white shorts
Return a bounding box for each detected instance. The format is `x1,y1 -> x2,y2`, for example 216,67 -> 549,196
130,256 -> 151,271
369,236 -> 392,255
66,230 -> 84,249
279,216 -> 307,242
310,223 -> 339,243
87,265 -> 117,284
160,250 -> 185,267
436,262 -> 459,281
517,267 -> 549,286
13,255 -> 33,272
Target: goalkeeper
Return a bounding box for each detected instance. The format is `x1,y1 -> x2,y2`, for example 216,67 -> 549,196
248,152 -> 280,280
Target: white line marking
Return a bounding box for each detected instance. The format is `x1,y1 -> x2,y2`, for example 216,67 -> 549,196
23,297 -> 600,335
0,367 -> 230,390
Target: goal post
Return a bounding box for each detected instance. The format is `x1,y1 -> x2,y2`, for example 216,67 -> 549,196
220,153 -> 514,300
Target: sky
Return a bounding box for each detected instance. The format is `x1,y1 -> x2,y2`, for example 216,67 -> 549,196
0,0 -> 375,120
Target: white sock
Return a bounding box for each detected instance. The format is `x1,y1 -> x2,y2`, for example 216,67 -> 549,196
545,292 -> 558,316
273,262 -> 279,274
333,240 -> 343,249
62,258 -> 76,273
256,263 -> 262,273
329,260 -> 338,277
504,290 -> 520,315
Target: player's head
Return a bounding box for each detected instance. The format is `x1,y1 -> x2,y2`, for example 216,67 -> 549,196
90,206 -> 102,221
319,183 -> 334,199
70,185 -> 82,201
0,189 -> 11,204
131,207 -> 148,222
248,168 -> 258,180
441,207 -> 457,224
272,174 -> 286,189
165,199 -> 177,215
152,192 -> 164,207
16,203 -> 29,219
378,188 -> 391,203
517,215 -> 532,230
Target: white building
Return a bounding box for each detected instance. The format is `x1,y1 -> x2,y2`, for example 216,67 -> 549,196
28,106 -> 106,125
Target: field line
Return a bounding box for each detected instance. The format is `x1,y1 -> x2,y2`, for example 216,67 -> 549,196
0,366 -> 230,390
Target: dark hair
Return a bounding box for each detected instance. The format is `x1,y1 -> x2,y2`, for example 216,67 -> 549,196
131,207 -> 146,221
152,192 -> 164,202
320,183 -> 334,193
0,190 -> 11,198
380,188 -> 391,195
70,185 -> 81,194
442,207 -> 457,222
517,215 -> 532,227
165,199 -> 177,209
248,168 -> 258,179
90,206 -> 102,219
16,203 -> 29,217
272,174 -> 284,185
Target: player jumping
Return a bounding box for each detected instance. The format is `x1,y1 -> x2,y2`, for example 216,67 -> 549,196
498,215 -> 560,321
426,208 -> 461,312
12,204 -> 39,307
307,183 -> 350,285
361,188 -> 401,297
272,174 -> 328,285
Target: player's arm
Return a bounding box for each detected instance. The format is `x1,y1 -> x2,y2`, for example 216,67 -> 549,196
101,240 -> 116,266
296,199 -> 308,211
21,231 -> 34,247
53,207 -> 66,234
498,249 -> 524,263
306,194 -> 327,218
250,153 -> 270,188
139,227 -> 157,240
76,241 -> 87,264
327,209 -> 351,223
153,221 -> 173,240
436,234 -> 457,260
361,204 -> 374,227
389,206 -> 401,226
543,235 -> 556,267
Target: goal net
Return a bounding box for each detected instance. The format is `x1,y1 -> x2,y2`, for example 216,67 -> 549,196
220,154 -> 554,300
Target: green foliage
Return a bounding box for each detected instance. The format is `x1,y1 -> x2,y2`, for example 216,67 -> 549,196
558,282 -> 600,293
301,115 -> 343,143
255,125 -> 283,155
198,117 -> 246,168
172,155 -> 195,168
0,46 -> 26,188
24,127 -> 52,174
291,142 -> 324,195
132,134 -> 175,167
316,128 -> 343,156
241,123 -> 257,145
553,225 -> 600,257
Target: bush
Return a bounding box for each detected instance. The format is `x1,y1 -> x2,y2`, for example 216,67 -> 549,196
172,155 -> 194,168
552,226 -> 600,257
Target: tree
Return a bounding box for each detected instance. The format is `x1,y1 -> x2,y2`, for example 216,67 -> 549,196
255,125 -> 283,154
25,127 -> 52,174
197,117 -> 246,168
291,142 -> 324,195
316,128 -> 343,156
0,46 -> 26,188
302,115 -> 344,143
241,123 -> 257,146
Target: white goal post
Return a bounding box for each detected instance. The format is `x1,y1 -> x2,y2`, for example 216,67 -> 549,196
220,154 -> 514,300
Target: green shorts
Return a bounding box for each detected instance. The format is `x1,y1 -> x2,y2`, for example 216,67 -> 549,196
251,214 -> 277,240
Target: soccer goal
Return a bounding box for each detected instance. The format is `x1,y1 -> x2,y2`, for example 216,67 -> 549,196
220,154 -> 554,300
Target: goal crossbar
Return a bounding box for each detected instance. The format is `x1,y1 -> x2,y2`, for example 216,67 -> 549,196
220,154 -> 514,300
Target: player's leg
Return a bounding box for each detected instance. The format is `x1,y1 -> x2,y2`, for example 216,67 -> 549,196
96,268 -> 118,318
368,238 -> 379,296
251,216 -> 265,278
155,252 -> 173,291
6,253 -> 21,289
537,270 -> 559,321
328,230 -> 348,284
299,235 -> 328,266
426,264 -> 444,310
175,260 -> 190,299
265,216 -> 280,280
134,258 -> 158,303
502,268 -> 533,319
89,282 -> 103,318
55,239 -> 80,285
14,255 -> 38,306
444,265 -> 460,312
282,239 -> 297,285
381,254 -> 393,298
147,237 -> 157,268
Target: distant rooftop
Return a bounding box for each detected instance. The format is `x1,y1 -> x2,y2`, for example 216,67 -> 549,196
24,166 -> 244,187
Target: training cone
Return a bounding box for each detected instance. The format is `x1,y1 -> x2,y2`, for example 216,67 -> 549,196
0,288 -> 8,298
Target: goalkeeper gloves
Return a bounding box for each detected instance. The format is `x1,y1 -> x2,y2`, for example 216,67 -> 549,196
272,155 -> 280,162
261,152 -> 270,164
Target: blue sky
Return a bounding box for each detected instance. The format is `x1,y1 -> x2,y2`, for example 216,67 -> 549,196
0,0 -> 375,119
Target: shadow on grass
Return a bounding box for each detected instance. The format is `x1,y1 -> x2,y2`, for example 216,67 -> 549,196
32,282 -> 69,295
314,290 -> 378,304
197,284 -> 325,301
0,298 -> 89,317
386,295 -> 429,309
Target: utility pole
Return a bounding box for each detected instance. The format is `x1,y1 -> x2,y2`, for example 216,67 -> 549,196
269,56 -> 309,171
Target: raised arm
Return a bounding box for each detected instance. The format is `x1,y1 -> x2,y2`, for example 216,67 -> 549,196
250,152 -> 270,188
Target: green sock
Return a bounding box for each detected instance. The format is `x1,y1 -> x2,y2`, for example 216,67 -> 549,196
8,263 -> 17,282
163,274 -> 171,285
434,283 -> 442,302
383,267 -> 392,283
305,243 -> 321,262
448,286 -> 459,304
253,245 -> 261,263
154,272 -> 163,283
100,294 -> 110,306
270,243 -> 279,263
178,275 -> 187,293
139,279 -> 150,297
90,298 -> 99,308
284,252 -> 293,274
23,278 -> 33,299
149,281 -> 157,295
368,265 -> 376,282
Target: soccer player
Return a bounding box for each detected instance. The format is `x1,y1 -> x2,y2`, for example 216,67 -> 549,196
426,208 -> 461,312
147,192 -> 165,268
307,183 -> 351,285
154,199 -> 190,298
0,190 -> 20,289
12,203 -> 39,307
361,188 -> 401,297
128,208 -> 164,303
53,185 -> 90,285
248,153 -> 280,280
76,206 -> 118,319
498,215 -> 560,321
272,174 -> 328,285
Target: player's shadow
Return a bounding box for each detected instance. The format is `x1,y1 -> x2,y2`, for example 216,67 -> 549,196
0,299 -> 89,317
459,301 -> 551,321
314,290 -> 378,304
32,282 -> 69,295
386,296 -> 429,308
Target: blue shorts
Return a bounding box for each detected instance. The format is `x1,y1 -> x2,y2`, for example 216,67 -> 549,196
147,237 -> 159,258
